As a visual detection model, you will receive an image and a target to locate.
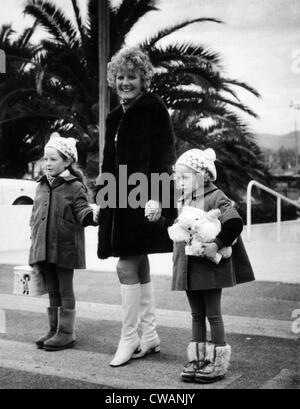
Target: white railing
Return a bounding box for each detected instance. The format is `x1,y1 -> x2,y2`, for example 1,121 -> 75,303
246,180 -> 300,242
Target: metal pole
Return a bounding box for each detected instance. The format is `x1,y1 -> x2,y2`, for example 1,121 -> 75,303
0,49 -> 6,73
246,181 -> 253,241
292,104 -> 298,174
277,196 -> 281,242
290,101 -> 300,174
98,0 -> 110,176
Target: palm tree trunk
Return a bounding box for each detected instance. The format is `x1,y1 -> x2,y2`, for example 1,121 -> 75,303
0,49 -> 6,73
98,0 -> 109,174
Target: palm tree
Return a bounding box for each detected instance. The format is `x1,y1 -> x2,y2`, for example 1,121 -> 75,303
0,1 -> 99,175
22,1 -> 227,122
22,0 -> 260,128
0,24 -> 49,177
1,0 -> 266,199
24,0 -> 100,134
2,0 -> 221,175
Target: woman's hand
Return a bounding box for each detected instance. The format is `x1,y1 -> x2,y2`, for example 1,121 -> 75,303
145,200 -> 162,222
202,242 -> 218,259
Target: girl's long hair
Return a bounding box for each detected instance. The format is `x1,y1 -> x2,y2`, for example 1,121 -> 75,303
69,163 -> 94,202
68,163 -> 87,187
57,151 -> 92,201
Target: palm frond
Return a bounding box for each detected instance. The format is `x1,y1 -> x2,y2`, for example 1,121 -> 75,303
115,0 -> 158,29
71,0 -> 86,45
16,23 -> 38,48
147,43 -> 222,70
24,0 -> 79,46
0,87 -> 37,113
210,94 -> 259,118
223,78 -> 261,98
0,24 -> 15,45
111,0 -> 159,53
85,0 -> 102,72
86,0 -> 98,42
221,85 -> 243,103
144,17 -> 223,47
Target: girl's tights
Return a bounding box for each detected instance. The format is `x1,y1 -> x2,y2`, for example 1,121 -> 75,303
38,262 -> 75,309
186,289 -> 225,346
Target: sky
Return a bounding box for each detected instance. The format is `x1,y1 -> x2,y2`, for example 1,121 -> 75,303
0,0 -> 299,136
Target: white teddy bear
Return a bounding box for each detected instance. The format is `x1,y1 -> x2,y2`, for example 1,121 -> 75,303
168,206 -> 233,264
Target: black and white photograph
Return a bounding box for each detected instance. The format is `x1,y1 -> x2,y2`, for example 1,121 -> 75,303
0,0 -> 299,394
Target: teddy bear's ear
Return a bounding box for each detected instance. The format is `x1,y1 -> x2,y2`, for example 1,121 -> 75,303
207,209 -> 221,220
204,148 -> 216,162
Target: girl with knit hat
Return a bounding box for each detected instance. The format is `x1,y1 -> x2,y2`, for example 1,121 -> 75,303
29,132 -> 98,351
147,148 -> 254,383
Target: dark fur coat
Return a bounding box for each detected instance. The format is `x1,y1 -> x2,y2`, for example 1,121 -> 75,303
96,92 -> 177,259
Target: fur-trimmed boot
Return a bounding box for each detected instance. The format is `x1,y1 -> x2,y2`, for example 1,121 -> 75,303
180,341 -> 206,382
43,308 -> 76,351
35,307 -> 58,349
195,343 -> 231,383
132,282 -> 160,359
110,284 -> 141,367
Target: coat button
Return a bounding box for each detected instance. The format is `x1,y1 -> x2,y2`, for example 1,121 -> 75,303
41,217 -> 45,221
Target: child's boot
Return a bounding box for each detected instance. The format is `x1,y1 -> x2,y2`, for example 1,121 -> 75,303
132,282 -> 160,359
180,341 -> 206,382
110,284 -> 141,367
35,307 -> 58,349
43,308 -> 76,351
195,343 -> 231,383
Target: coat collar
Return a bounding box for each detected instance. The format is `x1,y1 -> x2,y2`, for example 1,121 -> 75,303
178,182 -> 218,203
177,182 -> 219,211
37,173 -> 78,184
107,92 -> 159,121
119,91 -> 145,112
198,182 -> 218,197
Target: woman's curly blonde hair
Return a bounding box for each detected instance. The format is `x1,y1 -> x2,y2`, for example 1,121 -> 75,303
107,47 -> 154,91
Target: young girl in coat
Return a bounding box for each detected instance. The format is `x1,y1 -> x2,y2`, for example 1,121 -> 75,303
147,148 -> 254,383
29,132 -> 98,351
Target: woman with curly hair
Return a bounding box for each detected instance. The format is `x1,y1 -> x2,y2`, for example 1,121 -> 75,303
95,47 -> 177,367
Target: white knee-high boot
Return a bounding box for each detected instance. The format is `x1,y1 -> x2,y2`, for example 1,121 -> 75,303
110,283 -> 141,367
132,282 -> 160,359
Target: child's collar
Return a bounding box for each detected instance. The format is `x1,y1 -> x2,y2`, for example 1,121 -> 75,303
37,169 -> 78,183
178,182 -> 217,203
195,182 -> 218,197
59,169 -> 71,178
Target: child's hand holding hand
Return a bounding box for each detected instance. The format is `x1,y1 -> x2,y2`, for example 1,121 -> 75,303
145,200 -> 161,222
90,203 -> 100,223
202,242 -> 218,259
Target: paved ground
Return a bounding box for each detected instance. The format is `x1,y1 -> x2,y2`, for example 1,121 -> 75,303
0,264 -> 299,390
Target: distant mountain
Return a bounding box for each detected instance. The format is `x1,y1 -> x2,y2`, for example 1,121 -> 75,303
254,132 -> 299,151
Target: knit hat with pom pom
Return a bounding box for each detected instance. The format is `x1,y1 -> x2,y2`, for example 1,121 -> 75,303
176,148 -> 217,181
45,132 -> 78,163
